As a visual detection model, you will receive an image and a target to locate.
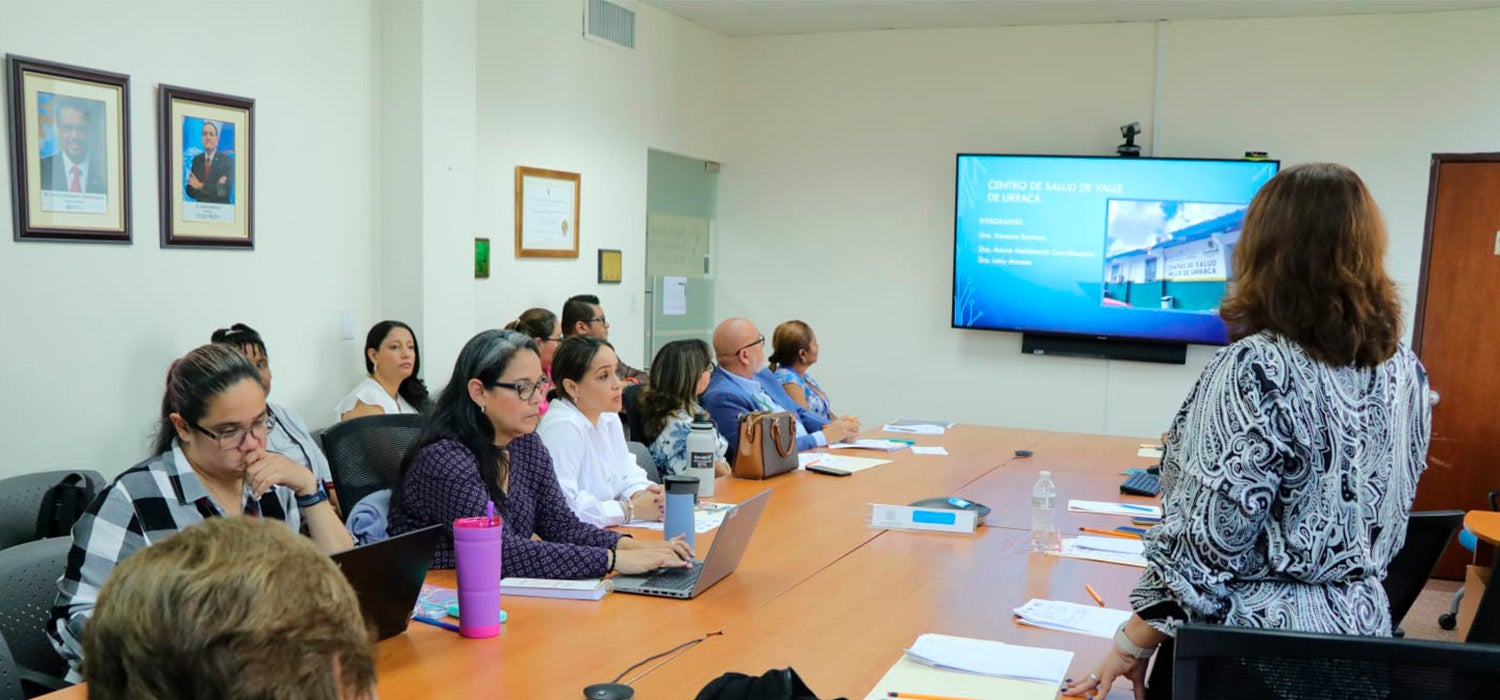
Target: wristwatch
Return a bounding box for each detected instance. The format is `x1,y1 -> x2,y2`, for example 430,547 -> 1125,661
296,483 -> 329,509
1114,622 -> 1157,659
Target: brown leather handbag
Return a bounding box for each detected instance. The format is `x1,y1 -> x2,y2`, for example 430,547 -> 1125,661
733,411 -> 798,479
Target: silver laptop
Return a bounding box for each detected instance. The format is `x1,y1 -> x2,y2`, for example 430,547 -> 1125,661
613,489 -> 770,599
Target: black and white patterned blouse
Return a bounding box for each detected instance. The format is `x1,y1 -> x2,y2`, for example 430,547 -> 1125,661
1130,330 -> 1430,637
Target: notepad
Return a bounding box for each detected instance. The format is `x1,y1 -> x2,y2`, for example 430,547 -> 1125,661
1013,599 -> 1132,639
1055,537 -> 1149,568
896,633 -> 1072,685
1067,500 -> 1162,518
829,439 -> 910,452
799,453 -> 893,473
864,655 -> 1061,700
499,577 -> 612,600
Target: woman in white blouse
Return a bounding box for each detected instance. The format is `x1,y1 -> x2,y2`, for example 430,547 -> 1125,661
335,320 -> 430,421
536,336 -> 663,527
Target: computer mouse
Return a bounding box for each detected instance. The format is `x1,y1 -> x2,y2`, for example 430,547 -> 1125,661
908,497 -> 991,522
583,683 -> 635,700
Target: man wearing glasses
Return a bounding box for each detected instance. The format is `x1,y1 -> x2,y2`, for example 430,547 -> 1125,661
561,294 -> 650,383
701,318 -> 860,461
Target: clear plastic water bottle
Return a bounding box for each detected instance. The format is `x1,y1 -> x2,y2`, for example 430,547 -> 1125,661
1030,470 -> 1060,553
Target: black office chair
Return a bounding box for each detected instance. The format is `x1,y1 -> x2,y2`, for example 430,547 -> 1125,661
626,441 -> 662,484
0,633 -> 23,700
1441,489 -> 1500,631
1383,510 -> 1464,635
0,470 -> 105,550
1174,623 -> 1500,700
0,537 -> 72,696
320,414 -> 425,522
621,383 -> 648,444
1466,545 -> 1500,644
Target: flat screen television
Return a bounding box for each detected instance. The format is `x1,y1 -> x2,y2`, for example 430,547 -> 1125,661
952,154 -> 1280,348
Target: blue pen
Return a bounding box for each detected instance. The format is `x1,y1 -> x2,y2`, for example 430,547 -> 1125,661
889,439 -> 916,446
412,615 -> 461,633
1120,503 -> 1157,512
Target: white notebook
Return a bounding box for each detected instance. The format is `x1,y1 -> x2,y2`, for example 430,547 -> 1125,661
499,577 -> 612,600
893,633 -> 1072,686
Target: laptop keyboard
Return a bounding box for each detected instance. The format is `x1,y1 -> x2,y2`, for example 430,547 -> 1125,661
641,562 -> 703,591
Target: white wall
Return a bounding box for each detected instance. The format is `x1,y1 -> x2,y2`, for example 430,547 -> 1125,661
0,1 -> 377,477
471,0 -> 730,370
716,9 -> 1500,438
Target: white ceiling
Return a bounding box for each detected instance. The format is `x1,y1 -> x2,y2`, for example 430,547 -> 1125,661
644,0 -> 1500,37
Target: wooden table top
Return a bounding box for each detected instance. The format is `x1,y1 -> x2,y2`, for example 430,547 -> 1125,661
1465,510 -> 1500,546
41,425 -> 1150,700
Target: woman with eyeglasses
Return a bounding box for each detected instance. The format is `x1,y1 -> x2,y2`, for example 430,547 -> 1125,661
537,336 -> 664,527
639,339 -> 732,478
505,307 -> 562,416
49,344 -> 353,679
387,330 -> 691,577
211,323 -> 339,513
336,320 -> 430,421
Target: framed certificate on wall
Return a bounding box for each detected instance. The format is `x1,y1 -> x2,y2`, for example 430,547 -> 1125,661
514,165 -> 579,258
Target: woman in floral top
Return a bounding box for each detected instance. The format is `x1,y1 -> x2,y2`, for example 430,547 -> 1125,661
639,339 -> 731,478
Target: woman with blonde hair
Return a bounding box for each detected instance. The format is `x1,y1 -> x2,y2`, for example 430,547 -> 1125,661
1066,163 -> 1430,699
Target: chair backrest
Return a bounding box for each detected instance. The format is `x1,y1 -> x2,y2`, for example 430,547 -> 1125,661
0,470 -> 106,550
0,633 -> 23,700
626,441 -> 662,484
0,537 -> 72,684
1383,509 -> 1464,631
621,383 -> 648,444
320,414 -> 425,521
1174,623 -> 1500,700
1467,545 -> 1500,644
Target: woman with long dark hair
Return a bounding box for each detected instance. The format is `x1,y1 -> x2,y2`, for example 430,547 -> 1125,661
50,344 -> 351,679
387,330 -> 690,578
1066,163 -> 1431,698
335,320 -> 430,421
639,339 -> 731,478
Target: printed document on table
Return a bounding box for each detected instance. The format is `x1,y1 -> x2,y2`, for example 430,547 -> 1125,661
864,655 -> 1061,700
1056,538 -> 1148,568
910,446 -> 948,456
900,633 -> 1072,685
798,453 -> 892,473
1013,599 -> 1132,639
623,502 -> 731,533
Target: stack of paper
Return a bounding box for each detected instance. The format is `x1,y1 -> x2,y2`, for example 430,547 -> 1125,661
882,423 -> 948,435
1067,500 -> 1162,518
798,453 -> 893,473
829,439 -> 910,452
1013,599 -> 1131,639
1056,536 -> 1149,567
864,656 -> 1062,700
500,578 -> 612,600
895,633 -> 1072,686
624,501 -> 732,533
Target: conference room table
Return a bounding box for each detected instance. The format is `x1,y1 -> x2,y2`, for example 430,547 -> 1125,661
43,425 -> 1159,699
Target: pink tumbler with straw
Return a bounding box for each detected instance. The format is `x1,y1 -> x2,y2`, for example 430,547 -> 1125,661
452,502 -> 502,638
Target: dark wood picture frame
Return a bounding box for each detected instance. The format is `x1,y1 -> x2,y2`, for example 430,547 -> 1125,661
158,84 -> 254,248
5,54 -> 132,243
514,165 -> 580,258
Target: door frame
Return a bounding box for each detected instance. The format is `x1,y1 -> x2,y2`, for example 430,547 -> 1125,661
1412,152 -> 1500,352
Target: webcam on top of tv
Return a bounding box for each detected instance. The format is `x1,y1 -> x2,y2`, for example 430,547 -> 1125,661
1117,122 -> 1142,157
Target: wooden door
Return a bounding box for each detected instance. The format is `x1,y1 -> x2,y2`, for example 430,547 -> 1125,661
1412,154 -> 1500,579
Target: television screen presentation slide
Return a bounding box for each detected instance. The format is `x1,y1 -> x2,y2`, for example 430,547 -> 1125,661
953,155 -> 1279,345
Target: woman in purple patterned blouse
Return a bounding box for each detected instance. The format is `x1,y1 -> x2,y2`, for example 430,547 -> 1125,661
388,329 -> 692,579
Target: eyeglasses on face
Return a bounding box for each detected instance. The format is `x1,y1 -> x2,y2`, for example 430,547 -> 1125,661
586,316 -> 608,327
490,375 -> 553,401
736,335 -> 766,355
192,412 -> 276,450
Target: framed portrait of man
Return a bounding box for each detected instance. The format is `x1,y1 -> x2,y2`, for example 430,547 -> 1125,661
158,84 -> 254,248
5,55 -> 131,243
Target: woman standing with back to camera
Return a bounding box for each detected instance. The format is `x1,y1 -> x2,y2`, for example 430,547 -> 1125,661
1066,163 -> 1431,700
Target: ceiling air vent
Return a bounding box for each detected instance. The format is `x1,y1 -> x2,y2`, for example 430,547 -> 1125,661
584,0 -> 636,50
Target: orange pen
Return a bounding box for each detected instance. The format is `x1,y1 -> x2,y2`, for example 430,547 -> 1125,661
1078,526 -> 1142,540
887,693 -> 982,700
1085,584 -> 1106,607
